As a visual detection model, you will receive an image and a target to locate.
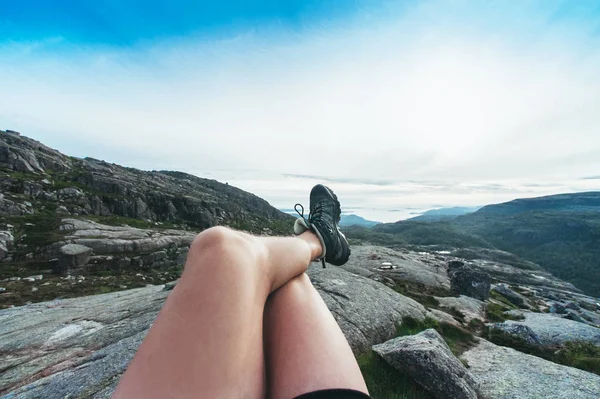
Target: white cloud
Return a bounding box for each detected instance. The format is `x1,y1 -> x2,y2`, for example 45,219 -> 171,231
1,1 -> 599,221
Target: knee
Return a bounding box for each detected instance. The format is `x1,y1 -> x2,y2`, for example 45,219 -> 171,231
188,226 -> 267,266
189,226 -> 238,254
191,226 -> 232,247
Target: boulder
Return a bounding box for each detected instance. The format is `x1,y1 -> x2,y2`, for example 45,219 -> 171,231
426,308 -> 462,327
501,310 -> 600,346
0,230 -> 14,260
450,265 -> 491,301
57,187 -> 88,205
57,244 -> 93,274
492,284 -> 529,308
580,309 -> 600,327
435,295 -> 486,323
373,329 -> 480,399
565,310 -> 586,324
550,302 -> 567,314
447,260 -> 465,271
488,323 -> 542,345
460,339 -> 600,399
307,266 -> 429,353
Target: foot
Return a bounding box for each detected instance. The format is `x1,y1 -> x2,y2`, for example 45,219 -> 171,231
294,184 -> 351,267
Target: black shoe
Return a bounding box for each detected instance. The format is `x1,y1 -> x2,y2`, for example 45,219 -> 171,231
294,184 -> 351,267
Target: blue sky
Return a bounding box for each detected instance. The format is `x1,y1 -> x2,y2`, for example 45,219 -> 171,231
1,0 -> 600,221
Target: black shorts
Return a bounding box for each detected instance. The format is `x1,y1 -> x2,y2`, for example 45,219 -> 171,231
294,389 -> 371,399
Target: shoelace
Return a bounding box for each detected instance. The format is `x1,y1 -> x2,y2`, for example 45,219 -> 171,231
294,203 -> 309,226
294,203 -> 327,268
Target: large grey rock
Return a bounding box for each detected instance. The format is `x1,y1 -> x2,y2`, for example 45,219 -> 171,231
57,243 -> 93,274
59,219 -> 196,255
307,266 -> 429,353
0,193 -> 33,216
340,245 -> 451,291
492,283 -> 529,308
460,339 -> 600,399
0,230 -> 13,260
580,309 -> 600,327
489,323 -> 542,345
373,329 -> 480,399
0,266 -> 429,397
435,295 -> 486,323
550,302 -> 567,314
450,265 -> 491,301
502,310 -> 600,346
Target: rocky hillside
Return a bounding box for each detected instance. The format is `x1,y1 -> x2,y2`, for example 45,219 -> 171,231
2,244 -> 600,398
0,130 -> 293,306
0,130 -> 290,230
371,192 -> 600,297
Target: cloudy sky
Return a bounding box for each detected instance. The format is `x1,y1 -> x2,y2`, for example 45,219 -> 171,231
1,0 -> 599,222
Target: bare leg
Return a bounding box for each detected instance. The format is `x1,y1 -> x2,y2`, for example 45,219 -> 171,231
264,273 -> 368,398
113,226 -> 322,399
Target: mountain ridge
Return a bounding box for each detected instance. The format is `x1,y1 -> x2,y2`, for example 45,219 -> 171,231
409,206 -> 480,221
372,192 -> 600,296
0,130 -> 292,232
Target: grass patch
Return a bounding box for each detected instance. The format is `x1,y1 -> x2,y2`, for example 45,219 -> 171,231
396,316 -> 438,336
396,316 -> 477,357
485,328 -> 600,375
486,302 -> 525,322
486,303 -> 508,322
0,265 -> 184,308
391,281 -> 453,308
436,322 -> 478,356
489,290 -> 518,309
84,214 -> 175,229
2,213 -> 65,252
445,307 -> 466,324
357,351 -> 433,399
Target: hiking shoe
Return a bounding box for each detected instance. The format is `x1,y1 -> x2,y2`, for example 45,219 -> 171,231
294,184 -> 351,267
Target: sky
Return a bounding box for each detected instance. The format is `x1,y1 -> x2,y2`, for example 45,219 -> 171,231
1,0 -> 599,222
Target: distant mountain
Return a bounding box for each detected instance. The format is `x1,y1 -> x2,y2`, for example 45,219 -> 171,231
339,214 -> 381,228
280,209 -> 381,228
409,206 -> 480,221
476,192 -> 600,215
370,192 -> 600,296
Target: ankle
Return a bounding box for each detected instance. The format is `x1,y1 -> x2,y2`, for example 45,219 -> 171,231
298,231 -> 323,260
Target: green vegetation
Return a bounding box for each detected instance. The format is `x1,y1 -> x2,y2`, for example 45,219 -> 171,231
85,214 -> 179,230
396,317 -> 477,357
372,221 -> 493,249
454,210 -> 600,296
489,290 -> 518,309
486,328 -> 600,375
391,280 -> 453,308
357,352 -> 433,399
486,302 -> 525,323
357,206 -> 600,296
3,211 -> 65,252
357,316 -> 477,398
395,316 -> 439,337
0,266 -> 183,308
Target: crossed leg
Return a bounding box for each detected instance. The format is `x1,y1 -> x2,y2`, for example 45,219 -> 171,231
113,226 -> 367,399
